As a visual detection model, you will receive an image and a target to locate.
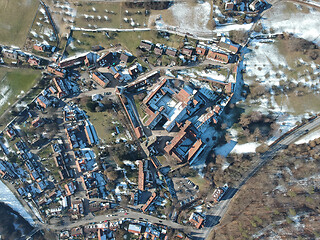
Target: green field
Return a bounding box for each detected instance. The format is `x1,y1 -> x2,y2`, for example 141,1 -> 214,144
0,0 -> 39,47
67,30 -> 186,56
0,68 -> 41,116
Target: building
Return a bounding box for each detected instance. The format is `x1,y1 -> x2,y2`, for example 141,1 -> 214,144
97,51 -> 114,66
164,121 -> 206,163
141,192 -> 157,212
140,40 -> 153,51
31,117 -> 44,128
47,64 -> 66,78
225,2 -> 234,10
138,160 -> 145,191
58,53 -> 87,68
249,0 -> 267,11
181,46 -> 194,57
92,71 -> 111,88
84,52 -> 99,68
166,47 -> 177,57
70,227 -> 83,238
143,79 -> 205,132
65,182 -> 76,196
217,37 -> 239,54
33,44 -> 44,52
36,95 -> 50,109
53,78 -> 69,98
84,120 -> 99,145
28,56 -> 40,66
128,224 -> 142,235
189,212 -> 205,229
154,44 -> 164,55
196,45 -> 207,56
117,91 -> 143,139
209,186 -> 228,203
120,52 -> 131,63
6,128 -> 16,139
206,50 -> 229,63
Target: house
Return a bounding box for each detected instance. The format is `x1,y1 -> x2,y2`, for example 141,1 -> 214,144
140,40 -> 154,51
28,56 -> 40,66
166,47 -> 178,57
206,50 -> 229,63
218,37 -> 239,54
47,64 -> 66,78
141,192 -> 157,212
36,95 -> 50,109
189,212 -> 205,229
154,44 -> 164,55
138,160 -> 145,191
58,53 -> 87,68
65,182 -> 76,196
92,71 -> 111,88
97,51 -> 114,66
2,49 -> 17,59
71,199 -> 84,215
84,52 -> 99,68
31,117 -> 44,128
128,224 -> 142,235
53,78 -> 69,98
249,0 -> 267,11
6,128 -> 16,139
70,227 -> 83,237
33,44 -> 44,52
225,2 -> 234,10
209,186 -> 228,203
182,46 -> 194,57
88,201 -> 101,212
120,52 -> 131,63
196,45 -> 207,56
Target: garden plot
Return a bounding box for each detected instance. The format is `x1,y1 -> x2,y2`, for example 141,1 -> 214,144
27,6 -> 58,48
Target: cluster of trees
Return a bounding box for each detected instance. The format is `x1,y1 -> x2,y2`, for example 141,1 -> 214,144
237,111 -> 279,142
79,96 -> 115,112
0,202 -> 39,240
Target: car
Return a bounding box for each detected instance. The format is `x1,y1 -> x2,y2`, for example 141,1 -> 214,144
124,213 -> 128,215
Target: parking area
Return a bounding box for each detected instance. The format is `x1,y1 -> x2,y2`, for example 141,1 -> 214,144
172,177 -> 199,205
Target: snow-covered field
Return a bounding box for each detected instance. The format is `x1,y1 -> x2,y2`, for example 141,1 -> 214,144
169,1 -> 211,33
261,2 -> 320,45
0,180 -> 34,224
295,128 -> 320,144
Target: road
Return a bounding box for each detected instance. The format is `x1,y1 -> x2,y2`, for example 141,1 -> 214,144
34,209 -> 203,236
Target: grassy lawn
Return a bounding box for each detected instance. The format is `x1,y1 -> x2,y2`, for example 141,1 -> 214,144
37,145 -> 52,159
188,175 -> 207,192
0,68 -> 41,116
274,92 -> 320,116
67,30 -> 186,56
134,98 -> 146,119
0,0 -> 39,47
82,107 -> 128,144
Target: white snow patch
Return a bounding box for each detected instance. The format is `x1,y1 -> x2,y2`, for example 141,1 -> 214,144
231,142 -> 260,154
